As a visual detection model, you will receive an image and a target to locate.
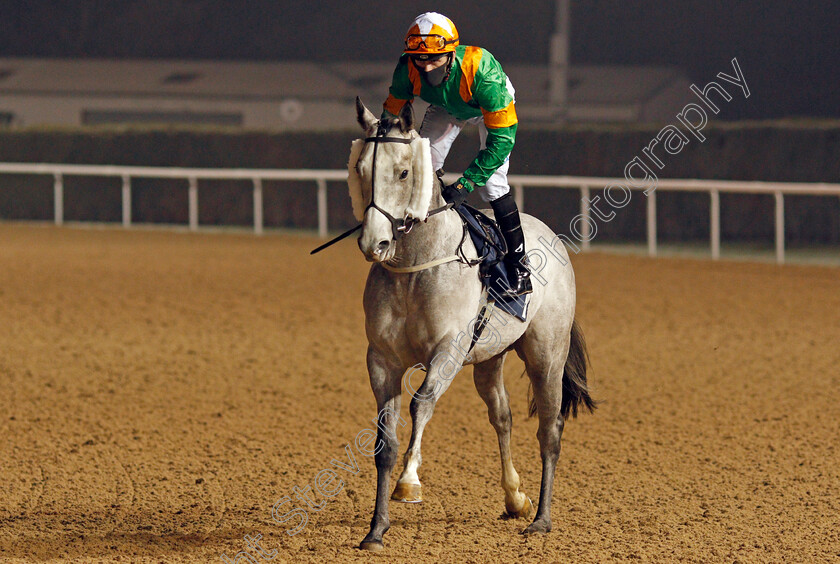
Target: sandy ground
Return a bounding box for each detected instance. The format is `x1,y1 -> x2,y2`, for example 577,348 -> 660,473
0,223 -> 839,563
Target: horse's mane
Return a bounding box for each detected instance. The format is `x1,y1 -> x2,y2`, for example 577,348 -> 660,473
347,129 -> 433,222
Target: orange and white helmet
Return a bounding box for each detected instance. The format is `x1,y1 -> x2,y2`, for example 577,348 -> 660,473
404,12 -> 459,57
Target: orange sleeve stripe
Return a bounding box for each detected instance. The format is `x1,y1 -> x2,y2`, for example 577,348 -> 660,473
482,101 -> 518,129
407,62 -> 422,96
384,95 -> 409,116
458,46 -> 483,103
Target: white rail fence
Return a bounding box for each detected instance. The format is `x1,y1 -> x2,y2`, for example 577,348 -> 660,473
1,162 -> 839,264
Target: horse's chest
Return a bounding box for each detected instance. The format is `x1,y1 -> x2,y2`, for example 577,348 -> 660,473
365,266 -> 485,362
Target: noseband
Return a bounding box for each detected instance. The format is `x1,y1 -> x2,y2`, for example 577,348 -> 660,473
363,134 -> 418,241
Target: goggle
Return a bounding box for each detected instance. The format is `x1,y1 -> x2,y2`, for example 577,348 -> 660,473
405,34 -> 458,51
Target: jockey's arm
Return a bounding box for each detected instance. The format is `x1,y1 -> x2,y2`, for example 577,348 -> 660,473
382,95 -> 411,119
381,58 -> 414,120
460,121 -> 517,191
460,69 -> 518,191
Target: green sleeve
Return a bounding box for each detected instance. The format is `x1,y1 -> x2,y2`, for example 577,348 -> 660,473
472,51 -> 515,113
461,123 -> 517,189
460,51 -> 517,189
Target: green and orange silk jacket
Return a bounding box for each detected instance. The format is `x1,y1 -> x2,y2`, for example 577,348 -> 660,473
382,45 -> 518,191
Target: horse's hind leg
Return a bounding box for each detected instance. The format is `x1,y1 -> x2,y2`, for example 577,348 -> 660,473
517,336 -> 569,535
473,353 -> 533,519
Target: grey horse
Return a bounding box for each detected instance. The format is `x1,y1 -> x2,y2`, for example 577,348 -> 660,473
349,98 -> 595,551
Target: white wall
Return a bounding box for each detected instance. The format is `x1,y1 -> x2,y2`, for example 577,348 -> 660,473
0,94 -> 360,131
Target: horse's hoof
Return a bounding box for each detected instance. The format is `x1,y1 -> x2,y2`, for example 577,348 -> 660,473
505,496 -> 533,519
522,519 -> 552,535
359,540 -> 385,552
391,482 -> 422,503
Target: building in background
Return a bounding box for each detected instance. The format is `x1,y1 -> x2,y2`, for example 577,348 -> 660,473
0,57 -> 690,130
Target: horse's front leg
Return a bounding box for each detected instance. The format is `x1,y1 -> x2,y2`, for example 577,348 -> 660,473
359,347 -> 404,552
392,339 -> 461,503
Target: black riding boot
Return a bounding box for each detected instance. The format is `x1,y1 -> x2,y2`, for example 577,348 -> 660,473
490,193 -> 533,296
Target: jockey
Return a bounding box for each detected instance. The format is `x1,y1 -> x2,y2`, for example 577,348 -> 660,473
381,12 -> 532,296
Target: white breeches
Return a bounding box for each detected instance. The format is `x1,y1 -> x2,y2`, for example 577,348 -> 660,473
418,106 -> 511,203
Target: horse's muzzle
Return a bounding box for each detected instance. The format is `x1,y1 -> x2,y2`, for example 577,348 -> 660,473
358,234 -> 394,263
358,211 -> 398,262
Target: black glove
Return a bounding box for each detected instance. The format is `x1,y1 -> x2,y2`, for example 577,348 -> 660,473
442,181 -> 469,207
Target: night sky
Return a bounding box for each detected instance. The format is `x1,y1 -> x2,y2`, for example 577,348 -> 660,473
2,1 -> 837,120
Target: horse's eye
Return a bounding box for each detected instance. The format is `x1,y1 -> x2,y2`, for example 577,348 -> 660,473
400,170 -> 408,180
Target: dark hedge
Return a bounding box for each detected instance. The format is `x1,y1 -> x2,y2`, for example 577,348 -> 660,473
1,123 -> 838,243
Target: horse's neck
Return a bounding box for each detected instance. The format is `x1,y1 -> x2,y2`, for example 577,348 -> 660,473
388,195 -> 464,269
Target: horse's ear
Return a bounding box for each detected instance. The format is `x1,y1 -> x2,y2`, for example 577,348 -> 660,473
398,101 -> 414,133
355,96 -> 378,134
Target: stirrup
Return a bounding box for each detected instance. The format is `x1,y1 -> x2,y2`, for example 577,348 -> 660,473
506,266 -> 533,297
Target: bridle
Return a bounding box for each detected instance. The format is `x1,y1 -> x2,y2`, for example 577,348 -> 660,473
363,134 -> 417,241
362,132 -> 497,359
363,132 -> 450,241
309,130 -> 450,257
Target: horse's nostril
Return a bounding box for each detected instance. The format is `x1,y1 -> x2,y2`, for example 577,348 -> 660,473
377,240 -> 390,251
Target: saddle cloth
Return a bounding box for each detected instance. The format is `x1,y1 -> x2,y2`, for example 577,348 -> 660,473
455,205 -> 529,322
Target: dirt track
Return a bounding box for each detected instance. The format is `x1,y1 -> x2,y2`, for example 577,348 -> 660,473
1,223 -> 838,563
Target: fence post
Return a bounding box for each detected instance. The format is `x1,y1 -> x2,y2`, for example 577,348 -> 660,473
53,173 -> 63,226
647,189 -> 657,257
317,179 -> 328,238
122,175 -> 131,228
580,185 -> 591,251
710,189 -> 720,260
513,183 -> 524,213
253,178 -> 264,235
188,177 -> 198,231
775,191 -> 784,264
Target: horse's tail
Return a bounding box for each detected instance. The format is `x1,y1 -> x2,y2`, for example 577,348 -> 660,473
528,318 -> 596,419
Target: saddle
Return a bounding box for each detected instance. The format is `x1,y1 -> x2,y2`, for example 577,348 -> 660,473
455,204 -> 529,322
